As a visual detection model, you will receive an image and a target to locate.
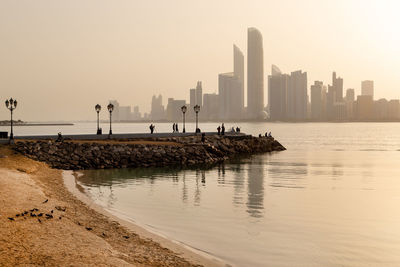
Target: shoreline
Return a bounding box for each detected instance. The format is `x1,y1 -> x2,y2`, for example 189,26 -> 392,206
64,170 -> 226,267
0,145 -> 223,266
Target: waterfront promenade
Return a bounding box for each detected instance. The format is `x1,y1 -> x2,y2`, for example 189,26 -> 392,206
0,131 -> 245,144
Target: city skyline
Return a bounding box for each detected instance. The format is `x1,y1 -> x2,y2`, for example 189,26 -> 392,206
1,0 -> 400,121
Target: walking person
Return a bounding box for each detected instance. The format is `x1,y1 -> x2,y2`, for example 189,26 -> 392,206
221,123 -> 225,136
172,123 -> 175,133
176,123 -> 179,133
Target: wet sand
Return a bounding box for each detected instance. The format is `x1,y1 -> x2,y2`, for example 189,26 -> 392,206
0,145 -> 224,266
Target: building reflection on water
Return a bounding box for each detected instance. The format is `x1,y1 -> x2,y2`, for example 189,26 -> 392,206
246,158 -> 265,218
78,157 -> 272,219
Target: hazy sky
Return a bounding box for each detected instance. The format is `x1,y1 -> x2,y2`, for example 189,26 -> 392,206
1,0 -> 400,121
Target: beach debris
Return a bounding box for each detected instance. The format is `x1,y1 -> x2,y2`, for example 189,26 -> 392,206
33,208 -> 39,212
37,213 -> 43,217
45,214 -> 53,219
42,199 -> 48,204
123,235 -> 130,239
102,233 -> 106,237
55,206 -> 66,212
38,219 -> 41,223
59,216 -> 62,220
77,222 -> 81,226
16,214 -> 20,217
85,227 -> 93,231
50,210 -> 53,214
8,217 -> 14,221
30,213 -> 37,217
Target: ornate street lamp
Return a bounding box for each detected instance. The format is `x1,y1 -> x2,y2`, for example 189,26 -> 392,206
107,103 -> 114,135
5,98 -> 17,140
95,104 -> 102,135
181,105 -> 187,133
193,104 -> 200,133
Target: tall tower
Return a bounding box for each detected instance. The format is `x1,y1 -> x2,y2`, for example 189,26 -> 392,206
233,44 -> 244,113
247,27 -> 264,119
195,81 -> 203,107
361,80 -> 374,99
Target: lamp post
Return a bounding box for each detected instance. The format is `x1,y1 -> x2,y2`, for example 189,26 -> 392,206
95,104 -> 101,135
193,104 -> 200,133
5,98 -> 17,141
181,105 -> 187,133
107,103 -> 114,135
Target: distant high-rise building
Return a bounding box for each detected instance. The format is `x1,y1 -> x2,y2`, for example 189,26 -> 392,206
196,81 -> 203,107
166,98 -> 186,122
361,80 -> 374,99
388,100 -> 400,119
132,106 -> 141,120
326,72 -> 344,120
218,44 -> 244,120
374,99 -> 389,119
310,81 -> 324,120
119,106 -> 132,121
287,70 -> 307,120
345,89 -> 355,119
356,95 -> 374,120
218,72 -> 242,120
203,93 -> 219,120
268,65 -> 288,120
247,27 -> 264,119
346,89 -> 355,102
233,44 -> 244,113
109,100 -> 120,121
150,94 -> 165,120
332,72 -> 343,102
190,88 -> 196,107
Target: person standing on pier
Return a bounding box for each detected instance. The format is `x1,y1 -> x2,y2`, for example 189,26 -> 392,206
172,123 -> 175,133
176,123 -> 179,133
217,126 -> 221,135
221,123 -> 225,136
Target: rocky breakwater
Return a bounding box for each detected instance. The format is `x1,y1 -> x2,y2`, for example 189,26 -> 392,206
13,135 -> 285,170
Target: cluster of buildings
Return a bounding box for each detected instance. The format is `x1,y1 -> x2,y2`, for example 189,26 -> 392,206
269,69 -> 400,121
108,27 -> 400,122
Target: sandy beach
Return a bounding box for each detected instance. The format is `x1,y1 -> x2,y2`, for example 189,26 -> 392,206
0,145 -> 224,266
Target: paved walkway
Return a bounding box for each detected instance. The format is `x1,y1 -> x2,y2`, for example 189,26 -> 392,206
0,132 -> 246,144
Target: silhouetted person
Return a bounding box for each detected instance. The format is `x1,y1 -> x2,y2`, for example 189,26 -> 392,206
259,134 -> 262,138
201,133 -> 205,143
56,132 -> 63,142
176,124 -> 179,133
217,126 -> 221,135
236,127 -> 240,132
265,132 -> 268,137
221,123 -> 225,135
172,123 -> 175,133
149,124 -> 155,134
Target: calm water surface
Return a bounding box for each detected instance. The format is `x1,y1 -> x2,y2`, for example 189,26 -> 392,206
14,122 -> 400,266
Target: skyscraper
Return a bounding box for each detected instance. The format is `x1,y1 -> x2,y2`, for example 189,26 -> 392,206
287,70 -> 307,120
195,81 -> 203,107
268,65 -> 288,120
218,44 -> 244,120
332,72 -> 343,102
311,81 -> 324,120
218,72 -> 241,120
247,27 -> 264,119
233,44 -> 244,113
361,80 -> 374,99
150,94 -> 165,120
